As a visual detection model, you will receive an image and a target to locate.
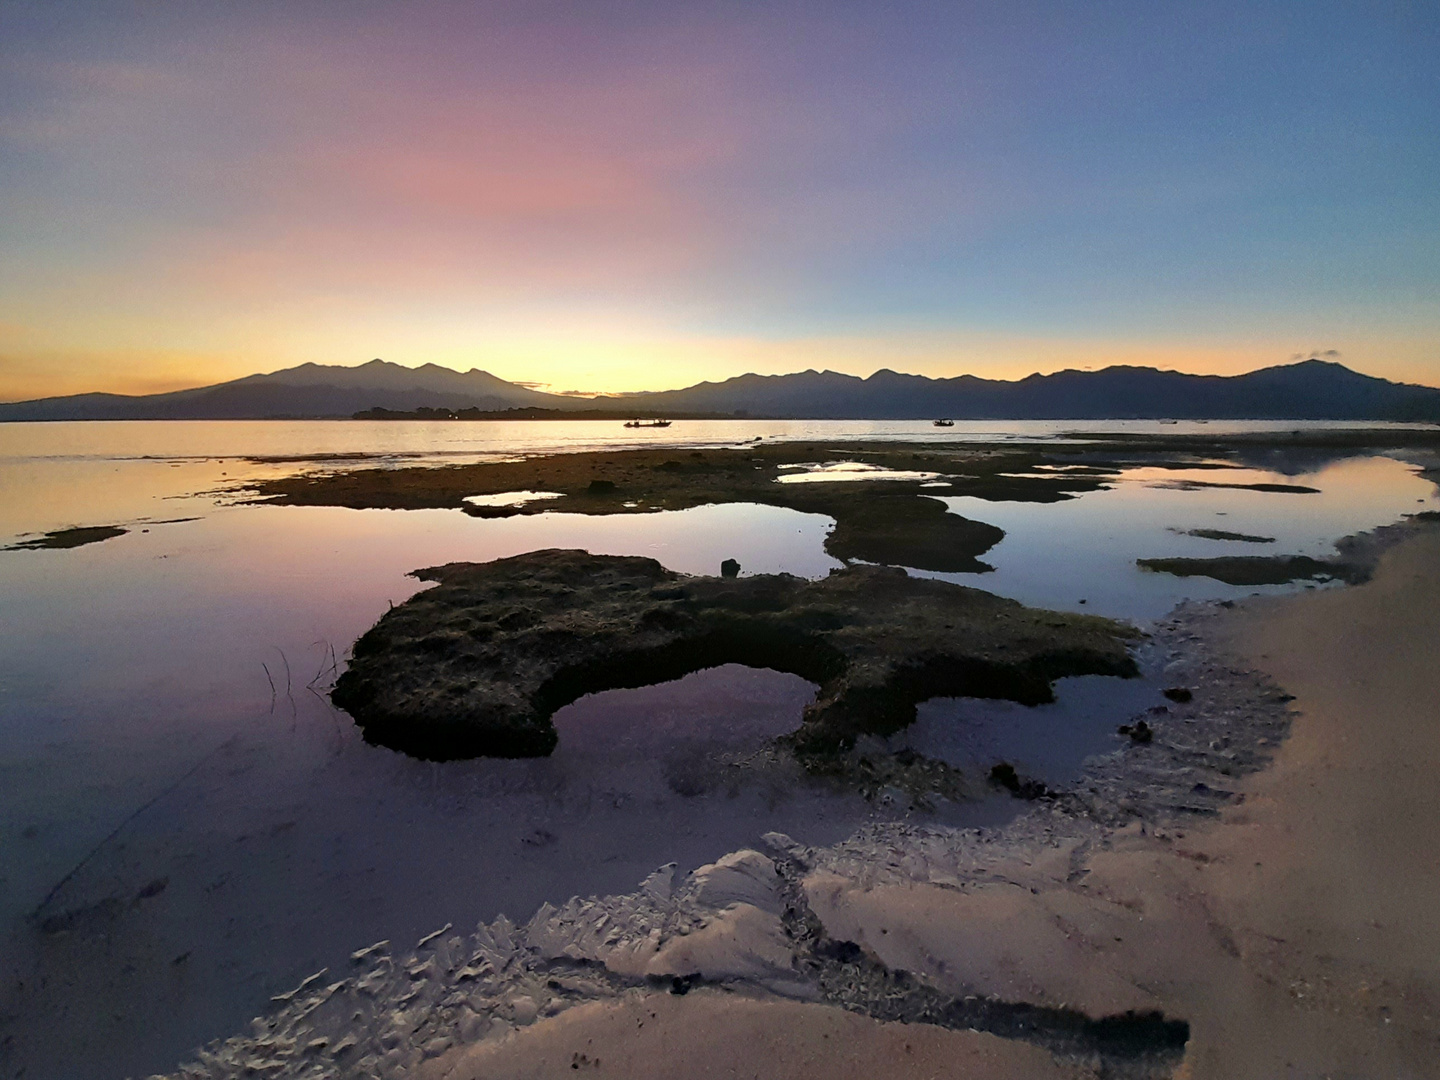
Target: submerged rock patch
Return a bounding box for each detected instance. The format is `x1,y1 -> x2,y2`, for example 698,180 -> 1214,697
1137,554 -> 1358,586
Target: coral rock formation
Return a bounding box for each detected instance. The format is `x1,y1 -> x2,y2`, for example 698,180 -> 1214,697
332,549 -> 1139,762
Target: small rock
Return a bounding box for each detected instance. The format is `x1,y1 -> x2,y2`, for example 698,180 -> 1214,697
720,558 -> 741,578
1118,720 -> 1153,744
876,785 -> 910,809
989,762 -> 1048,799
1163,687 -> 1193,703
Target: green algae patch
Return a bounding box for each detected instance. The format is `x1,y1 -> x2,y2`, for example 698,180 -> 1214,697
331,549 -> 1140,763
5,525 -> 127,551
1137,554 -> 1358,586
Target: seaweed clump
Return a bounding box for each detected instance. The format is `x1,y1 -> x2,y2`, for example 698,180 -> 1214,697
332,549 -> 1140,763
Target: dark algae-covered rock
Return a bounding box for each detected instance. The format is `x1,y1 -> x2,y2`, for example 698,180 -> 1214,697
332,549 -> 1140,762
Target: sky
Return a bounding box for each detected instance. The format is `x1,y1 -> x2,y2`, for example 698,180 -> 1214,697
1,0 -> 1437,400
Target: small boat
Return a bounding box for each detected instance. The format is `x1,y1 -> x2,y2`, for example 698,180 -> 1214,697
932,418 -> 955,427
623,418 -> 672,428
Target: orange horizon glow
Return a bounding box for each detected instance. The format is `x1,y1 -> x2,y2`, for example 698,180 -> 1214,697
4,333 -> 1439,404
2,4 -> 1436,404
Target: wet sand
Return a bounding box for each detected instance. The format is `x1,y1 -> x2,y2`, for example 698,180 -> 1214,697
421,990 -> 1088,1080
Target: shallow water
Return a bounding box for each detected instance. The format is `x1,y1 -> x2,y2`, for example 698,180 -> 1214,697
922,455 -> 1438,620
0,420 -> 1436,1079
892,672 -> 1168,787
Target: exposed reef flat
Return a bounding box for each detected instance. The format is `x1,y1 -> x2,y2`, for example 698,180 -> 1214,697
249,441 -> 1124,573
4,524 -> 127,550
331,549 -> 1140,762
245,432 -> 1440,574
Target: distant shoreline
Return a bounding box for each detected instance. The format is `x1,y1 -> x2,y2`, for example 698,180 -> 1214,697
352,406 -> 752,421
2,412 -> 1438,427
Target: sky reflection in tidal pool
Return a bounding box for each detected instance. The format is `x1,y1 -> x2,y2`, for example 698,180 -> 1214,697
922,455 -> 1439,621
892,673 -> 1168,788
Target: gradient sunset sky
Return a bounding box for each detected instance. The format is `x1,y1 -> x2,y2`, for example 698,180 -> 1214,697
1,1 -> 1436,400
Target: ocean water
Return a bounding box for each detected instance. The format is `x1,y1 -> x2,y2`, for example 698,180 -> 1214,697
0,419 -> 1436,1079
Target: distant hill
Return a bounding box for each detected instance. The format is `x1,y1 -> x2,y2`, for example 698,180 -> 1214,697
0,359 -> 565,420
613,360 -> 1440,422
2,357 -> 1438,422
